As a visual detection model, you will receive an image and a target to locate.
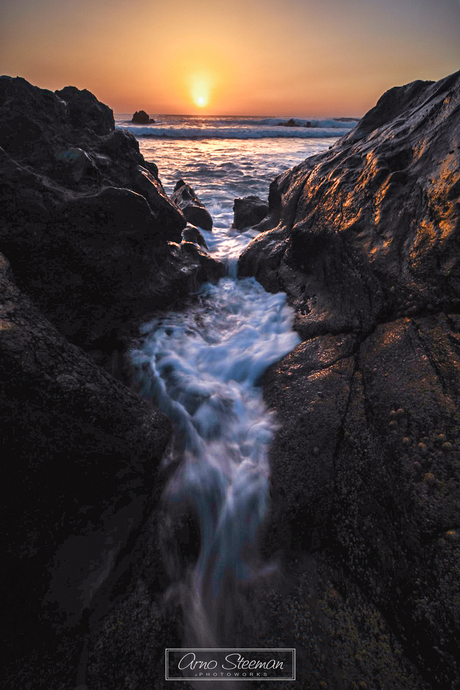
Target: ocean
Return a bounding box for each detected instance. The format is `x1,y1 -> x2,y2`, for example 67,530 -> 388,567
123,113 -> 353,647
116,113 -> 353,264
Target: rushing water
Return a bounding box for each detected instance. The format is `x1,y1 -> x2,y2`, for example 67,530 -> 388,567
126,120 -> 335,647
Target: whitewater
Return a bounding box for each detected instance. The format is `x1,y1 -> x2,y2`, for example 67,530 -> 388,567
125,116 -> 335,649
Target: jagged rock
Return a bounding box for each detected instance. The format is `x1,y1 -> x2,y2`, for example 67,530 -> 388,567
0,253 -> 171,685
232,195 -> 269,230
131,109 -> 154,124
182,223 -> 208,248
240,70 -> 460,339
0,77 -> 221,353
240,70 -> 460,687
57,85 -> 114,135
171,179 -> 213,231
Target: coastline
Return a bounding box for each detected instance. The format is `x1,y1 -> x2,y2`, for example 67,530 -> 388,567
1,70 -> 460,689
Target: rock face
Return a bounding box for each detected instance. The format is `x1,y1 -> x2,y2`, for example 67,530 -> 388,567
232,195 -> 269,230
0,253 -> 171,686
171,179 -> 213,231
240,70 -> 460,688
0,77 -> 222,353
132,109 -> 155,124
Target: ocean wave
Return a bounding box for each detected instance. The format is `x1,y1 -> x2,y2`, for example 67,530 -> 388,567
118,124 -> 351,139
258,117 -> 357,128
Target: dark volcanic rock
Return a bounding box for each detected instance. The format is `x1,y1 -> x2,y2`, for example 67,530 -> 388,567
56,85 -> 115,135
132,109 -> 154,124
241,70 -> 460,687
0,77 -> 221,353
240,69 -> 460,338
278,118 -> 300,127
171,179 -> 213,231
232,195 -> 269,230
182,223 -> 208,248
0,253 -> 171,687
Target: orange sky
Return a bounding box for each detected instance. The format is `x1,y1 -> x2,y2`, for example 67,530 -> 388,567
1,0 -> 459,116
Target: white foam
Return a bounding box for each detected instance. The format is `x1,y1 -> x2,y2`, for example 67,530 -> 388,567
131,278 -> 300,596
118,123 -> 355,139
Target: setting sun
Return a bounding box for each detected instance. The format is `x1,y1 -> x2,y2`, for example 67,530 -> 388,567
190,73 -> 212,110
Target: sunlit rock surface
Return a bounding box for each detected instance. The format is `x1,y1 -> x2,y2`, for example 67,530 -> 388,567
171,179 -> 214,231
241,70 -> 460,688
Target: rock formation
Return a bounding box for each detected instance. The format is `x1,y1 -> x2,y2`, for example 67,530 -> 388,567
171,179 -> 213,231
0,77 -> 222,357
240,69 -> 460,688
132,109 -> 155,124
0,251 -> 172,685
232,195 -> 269,230
278,118 -> 300,127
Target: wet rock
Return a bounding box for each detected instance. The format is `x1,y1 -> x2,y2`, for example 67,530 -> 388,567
232,195 -> 269,230
131,109 -> 155,124
182,223 -> 208,248
240,69 -> 460,687
240,69 -> 460,337
171,179 -> 213,231
0,253 -> 171,685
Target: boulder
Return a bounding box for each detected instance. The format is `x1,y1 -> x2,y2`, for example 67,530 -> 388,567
182,223 -> 208,248
240,69 -> 460,687
131,109 -> 154,124
171,179 -> 213,231
0,77 -> 222,354
232,195 -> 269,230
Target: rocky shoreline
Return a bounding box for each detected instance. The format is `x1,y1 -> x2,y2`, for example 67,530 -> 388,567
240,69 -> 460,688
1,71 -> 459,689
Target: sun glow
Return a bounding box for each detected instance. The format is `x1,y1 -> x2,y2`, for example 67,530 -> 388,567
190,74 -> 211,110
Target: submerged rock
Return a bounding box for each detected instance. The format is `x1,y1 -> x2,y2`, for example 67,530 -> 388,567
171,179 -> 213,231
131,109 -> 155,124
232,195 -> 269,230
241,69 -> 460,687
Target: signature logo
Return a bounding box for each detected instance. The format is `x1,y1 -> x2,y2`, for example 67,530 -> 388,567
165,648 -> 296,681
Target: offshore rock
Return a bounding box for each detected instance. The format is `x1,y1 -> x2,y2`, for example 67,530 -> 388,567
0,253 -> 171,687
232,195 -> 269,230
278,118 -> 300,127
241,70 -> 460,688
171,179 -> 213,231
0,77 -> 221,353
131,109 -> 155,124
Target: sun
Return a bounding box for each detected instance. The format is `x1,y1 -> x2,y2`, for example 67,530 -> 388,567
190,74 -> 211,110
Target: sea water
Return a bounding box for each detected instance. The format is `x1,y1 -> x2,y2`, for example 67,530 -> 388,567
125,115 -> 345,646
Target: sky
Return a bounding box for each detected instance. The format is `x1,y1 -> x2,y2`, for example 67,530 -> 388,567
1,0 -> 459,116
